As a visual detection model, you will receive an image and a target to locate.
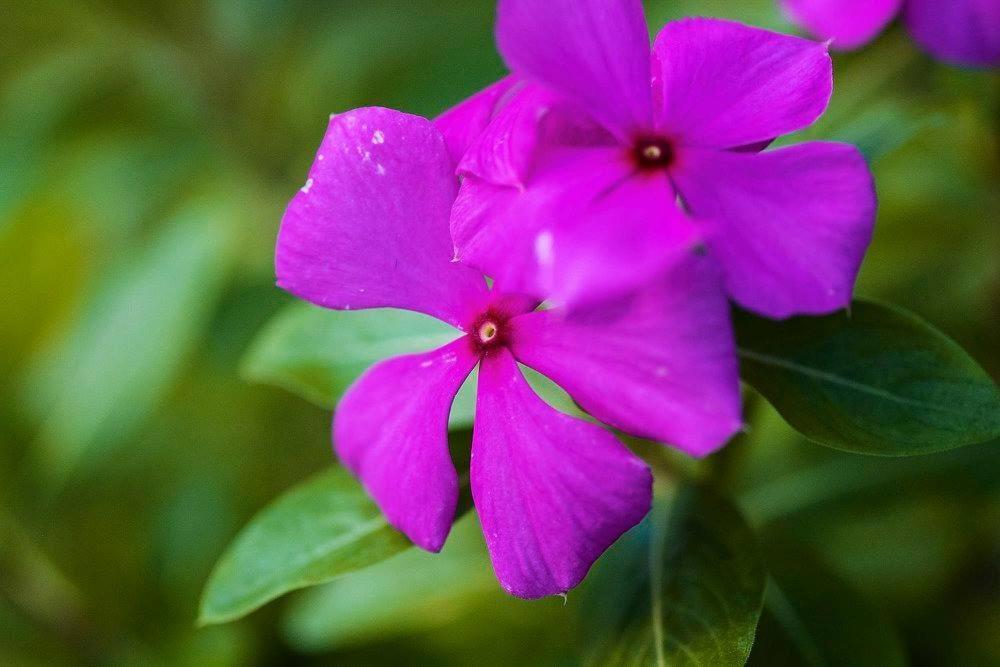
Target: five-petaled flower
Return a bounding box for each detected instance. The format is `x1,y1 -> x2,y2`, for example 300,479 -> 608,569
449,0 -> 878,318
782,0 -> 1000,66
275,108 -> 743,598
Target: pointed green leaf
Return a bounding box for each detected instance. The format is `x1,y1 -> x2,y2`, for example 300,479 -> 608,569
735,301 -> 1000,456
198,467 -> 411,626
23,200 -> 238,483
241,302 -> 459,409
242,302 -> 584,424
748,545 -> 906,667
584,485 -> 765,666
282,514 -> 495,652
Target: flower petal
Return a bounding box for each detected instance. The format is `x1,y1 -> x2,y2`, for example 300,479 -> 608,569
471,349 -> 652,598
457,83 -> 615,188
434,75 -> 521,168
904,0 -> 1000,67
674,142 -> 876,318
334,337 -> 478,552
276,107 -> 487,329
495,0 -> 653,139
781,0 -> 902,50
455,83 -> 556,188
451,147 -> 699,307
652,18 -> 832,149
509,254 -> 742,456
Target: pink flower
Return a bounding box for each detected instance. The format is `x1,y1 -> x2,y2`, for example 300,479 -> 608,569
450,0 -> 877,318
782,0 -> 1000,66
275,107 -> 742,598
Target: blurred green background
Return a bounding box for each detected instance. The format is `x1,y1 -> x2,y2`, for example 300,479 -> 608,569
1,0 -> 998,664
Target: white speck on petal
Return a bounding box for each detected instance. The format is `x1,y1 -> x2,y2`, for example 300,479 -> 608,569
317,154 -> 324,161
420,360 -> 434,368
300,178 -> 314,193
372,130 -> 385,144
535,230 -> 554,266
376,163 -> 386,176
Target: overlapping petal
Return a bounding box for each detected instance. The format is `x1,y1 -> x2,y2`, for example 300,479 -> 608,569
652,18 -> 833,149
904,0 -> 1000,67
509,254 -> 742,456
334,337 -> 478,552
457,83 -> 615,188
434,75 -> 521,168
276,107 -> 487,329
674,142 -> 876,318
471,349 -> 652,598
496,0 -> 653,139
452,147 -> 699,306
455,83 -> 558,188
781,0 -> 902,50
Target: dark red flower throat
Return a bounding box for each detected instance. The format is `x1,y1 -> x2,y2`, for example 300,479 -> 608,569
471,309 -> 511,355
632,136 -> 675,171
467,294 -> 536,357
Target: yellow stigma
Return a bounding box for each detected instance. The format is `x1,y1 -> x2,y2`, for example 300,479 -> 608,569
478,321 -> 498,343
642,145 -> 663,161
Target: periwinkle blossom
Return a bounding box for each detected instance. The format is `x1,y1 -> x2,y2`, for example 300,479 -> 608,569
275,107 -> 742,597
782,0 -> 1000,66
449,0 -> 877,319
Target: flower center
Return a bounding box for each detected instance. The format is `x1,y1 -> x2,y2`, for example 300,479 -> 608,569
633,136 -> 675,170
478,321 -> 499,344
470,310 -> 511,355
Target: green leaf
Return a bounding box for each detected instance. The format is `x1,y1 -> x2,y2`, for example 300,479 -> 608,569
735,300 -> 1000,456
241,301 -> 458,409
827,101 -> 944,163
242,302 -> 584,425
281,514 -> 496,652
198,467 -> 411,626
748,544 -> 907,667
23,200 -> 238,484
583,485 -> 765,666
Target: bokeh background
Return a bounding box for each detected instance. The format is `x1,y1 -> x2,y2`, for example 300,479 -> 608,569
2,0 -> 998,664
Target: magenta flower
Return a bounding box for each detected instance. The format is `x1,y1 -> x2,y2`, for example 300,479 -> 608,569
275,107 -> 742,597
782,0 -> 1000,66
450,0 -> 877,319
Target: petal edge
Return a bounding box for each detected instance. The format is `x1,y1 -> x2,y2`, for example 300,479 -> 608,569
334,337 -> 478,552
471,349 -> 652,598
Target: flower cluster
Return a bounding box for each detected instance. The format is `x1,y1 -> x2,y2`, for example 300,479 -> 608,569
782,0 -> 1000,66
276,0 -> 879,598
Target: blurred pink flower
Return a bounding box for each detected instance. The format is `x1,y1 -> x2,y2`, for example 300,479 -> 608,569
449,0 -> 877,318
275,107 -> 742,598
782,0 -> 1000,66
